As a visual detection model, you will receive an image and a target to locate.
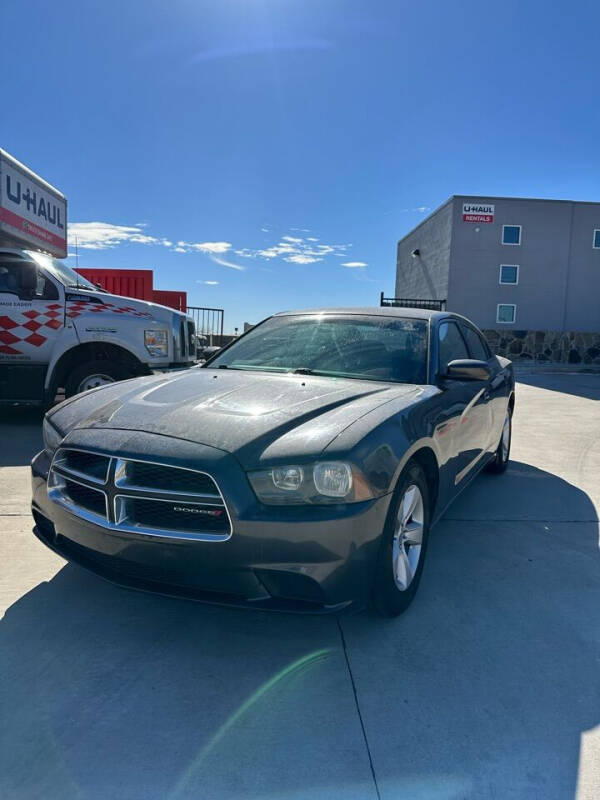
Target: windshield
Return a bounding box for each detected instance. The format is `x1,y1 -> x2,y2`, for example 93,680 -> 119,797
27,251 -> 98,291
209,314 -> 429,384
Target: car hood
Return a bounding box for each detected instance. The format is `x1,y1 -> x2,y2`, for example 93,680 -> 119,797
49,368 -> 423,467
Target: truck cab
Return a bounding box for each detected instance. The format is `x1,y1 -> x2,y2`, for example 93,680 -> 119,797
0,248 -> 195,404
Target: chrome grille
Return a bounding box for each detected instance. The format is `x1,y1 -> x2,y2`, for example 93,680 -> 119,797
115,496 -> 231,535
53,448 -> 110,484
114,459 -> 219,498
62,478 -> 107,517
48,448 -> 232,541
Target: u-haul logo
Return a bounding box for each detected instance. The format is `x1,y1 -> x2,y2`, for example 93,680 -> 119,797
462,202 -> 494,223
0,157 -> 67,257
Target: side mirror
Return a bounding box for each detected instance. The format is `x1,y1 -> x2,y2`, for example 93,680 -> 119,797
201,345 -> 222,361
443,359 -> 491,381
20,265 -> 38,297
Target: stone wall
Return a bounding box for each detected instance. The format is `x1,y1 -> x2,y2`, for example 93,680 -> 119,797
482,330 -> 600,365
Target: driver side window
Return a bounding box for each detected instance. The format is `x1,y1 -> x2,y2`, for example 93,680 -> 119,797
0,259 -> 59,301
438,321 -> 469,373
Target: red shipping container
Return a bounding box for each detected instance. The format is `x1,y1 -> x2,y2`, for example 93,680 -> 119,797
152,289 -> 187,312
75,268 -> 154,301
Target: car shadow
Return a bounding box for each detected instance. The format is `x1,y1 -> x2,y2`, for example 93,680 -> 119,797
1,463 -> 598,799
516,371 -> 600,401
342,461 -> 600,798
0,565 -> 375,799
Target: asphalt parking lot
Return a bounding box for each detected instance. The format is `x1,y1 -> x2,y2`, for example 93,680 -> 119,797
1,374 -> 599,800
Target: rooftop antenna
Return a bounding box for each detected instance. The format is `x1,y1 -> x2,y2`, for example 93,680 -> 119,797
74,235 -> 82,289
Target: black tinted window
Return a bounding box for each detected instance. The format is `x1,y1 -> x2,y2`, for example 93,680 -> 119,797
438,322 -> 468,372
461,326 -> 489,361
210,314 -> 429,384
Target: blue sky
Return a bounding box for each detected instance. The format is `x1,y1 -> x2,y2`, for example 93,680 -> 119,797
2,0 -> 599,332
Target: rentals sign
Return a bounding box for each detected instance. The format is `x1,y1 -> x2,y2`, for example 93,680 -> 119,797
462,202 -> 494,223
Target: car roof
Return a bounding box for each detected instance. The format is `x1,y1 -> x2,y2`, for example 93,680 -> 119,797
273,306 -> 448,321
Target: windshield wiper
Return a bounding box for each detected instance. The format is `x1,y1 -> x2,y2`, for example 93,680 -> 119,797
292,367 -> 315,375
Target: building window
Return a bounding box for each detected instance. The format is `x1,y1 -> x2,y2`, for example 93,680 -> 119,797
497,304 -> 516,324
593,229 -> 600,249
502,225 -> 521,245
499,265 -> 519,284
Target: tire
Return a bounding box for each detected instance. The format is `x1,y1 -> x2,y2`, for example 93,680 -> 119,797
371,460 -> 431,618
485,407 -> 512,474
65,360 -> 129,398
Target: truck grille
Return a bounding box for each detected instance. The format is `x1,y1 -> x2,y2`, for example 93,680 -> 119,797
48,448 -> 231,541
187,319 -> 195,359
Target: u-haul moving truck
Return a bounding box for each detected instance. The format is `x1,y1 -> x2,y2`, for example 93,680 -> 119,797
0,148 -> 195,404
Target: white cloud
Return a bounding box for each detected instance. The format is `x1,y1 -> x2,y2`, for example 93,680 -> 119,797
68,222 -> 360,275
190,241 -> 231,254
210,255 -> 245,271
399,206 -> 431,214
285,254 -> 322,264
197,280 -> 219,285
68,222 -> 161,250
256,244 -> 294,259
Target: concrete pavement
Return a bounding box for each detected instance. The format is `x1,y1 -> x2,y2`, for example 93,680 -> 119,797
0,375 -> 598,799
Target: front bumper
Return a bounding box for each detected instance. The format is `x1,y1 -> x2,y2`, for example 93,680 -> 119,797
31,432 -> 392,612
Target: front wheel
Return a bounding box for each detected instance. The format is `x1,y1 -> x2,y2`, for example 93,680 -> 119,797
485,407 -> 512,474
371,460 -> 431,617
65,360 -> 129,398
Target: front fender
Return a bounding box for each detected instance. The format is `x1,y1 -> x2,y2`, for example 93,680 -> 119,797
323,387 -> 444,495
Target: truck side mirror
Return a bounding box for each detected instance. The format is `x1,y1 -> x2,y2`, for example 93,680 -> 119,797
19,265 -> 38,298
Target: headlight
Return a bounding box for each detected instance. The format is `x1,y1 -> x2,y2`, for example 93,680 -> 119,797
313,462 -> 353,497
144,329 -> 169,357
43,417 -> 63,455
247,461 -> 374,505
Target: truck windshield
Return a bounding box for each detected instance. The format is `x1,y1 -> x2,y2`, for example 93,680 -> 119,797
208,314 -> 429,384
27,251 -> 99,291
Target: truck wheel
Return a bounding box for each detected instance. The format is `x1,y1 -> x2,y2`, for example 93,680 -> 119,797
371,460 -> 431,618
65,361 -> 129,397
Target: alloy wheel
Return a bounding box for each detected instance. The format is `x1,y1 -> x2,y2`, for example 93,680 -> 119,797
501,413 -> 511,461
392,484 -> 425,591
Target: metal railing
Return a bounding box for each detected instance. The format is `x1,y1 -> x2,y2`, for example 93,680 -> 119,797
380,293 -> 446,311
186,306 -> 224,344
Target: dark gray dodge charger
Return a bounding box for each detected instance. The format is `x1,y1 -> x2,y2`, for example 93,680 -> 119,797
32,308 -> 515,616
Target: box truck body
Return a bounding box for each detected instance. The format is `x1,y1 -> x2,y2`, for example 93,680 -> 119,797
0,149 -> 67,259
0,149 -> 195,404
